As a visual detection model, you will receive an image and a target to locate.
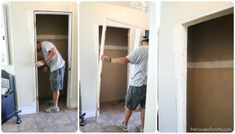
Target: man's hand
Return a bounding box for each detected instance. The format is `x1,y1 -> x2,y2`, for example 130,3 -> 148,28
101,55 -> 111,62
36,60 -> 45,67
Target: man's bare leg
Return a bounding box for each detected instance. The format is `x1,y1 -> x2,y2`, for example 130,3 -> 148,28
124,107 -> 133,126
140,108 -> 145,129
53,90 -> 60,107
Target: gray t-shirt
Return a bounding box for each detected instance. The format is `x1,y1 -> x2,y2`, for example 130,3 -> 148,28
41,41 -> 65,72
126,45 -> 148,86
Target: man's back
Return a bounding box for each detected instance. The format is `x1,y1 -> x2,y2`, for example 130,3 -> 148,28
41,41 -> 65,72
127,46 -> 148,86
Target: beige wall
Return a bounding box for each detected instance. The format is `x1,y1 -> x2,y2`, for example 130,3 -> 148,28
5,1 -> 78,114
187,69 -> 233,130
99,26 -> 128,45
36,15 -> 68,35
79,2 -> 149,117
187,14 -> 233,131
159,1 -> 233,132
187,14 -> 233,62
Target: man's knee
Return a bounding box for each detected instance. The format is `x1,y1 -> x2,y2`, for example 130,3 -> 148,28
53,90 -> 60,93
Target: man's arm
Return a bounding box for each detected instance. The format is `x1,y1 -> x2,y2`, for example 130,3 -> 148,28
101,55 -> 130,64
45,47 -> 57,63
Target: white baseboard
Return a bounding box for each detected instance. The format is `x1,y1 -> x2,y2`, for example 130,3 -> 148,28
82,109 -> 96,118
69,99 -> 77,108
18,105 -> 37,115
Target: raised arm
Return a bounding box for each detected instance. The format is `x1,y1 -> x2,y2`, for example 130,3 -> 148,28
101,55 -> 130,64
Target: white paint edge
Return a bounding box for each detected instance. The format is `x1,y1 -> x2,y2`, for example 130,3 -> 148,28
96,18 -> 107,119
188,60 -> 233,68
18,105 -> 37,115
173,25 -> 187,132
37,34 -> 68,40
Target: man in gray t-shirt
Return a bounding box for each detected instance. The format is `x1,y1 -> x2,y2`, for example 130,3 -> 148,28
101,37 -> 148,132
36,41 -> 65,113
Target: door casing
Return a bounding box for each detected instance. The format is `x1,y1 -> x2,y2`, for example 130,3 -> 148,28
34,10 -> 72,112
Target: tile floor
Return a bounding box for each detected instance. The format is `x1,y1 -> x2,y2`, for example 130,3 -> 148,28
80,100 -> 142,132
2,97 -> 77,132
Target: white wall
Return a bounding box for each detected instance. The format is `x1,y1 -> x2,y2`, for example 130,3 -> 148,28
159,1 -> 233,132
79,2 -> 149,117
144,2 -> 159,132
5,1 -> 78,114
0,1 -> 10,66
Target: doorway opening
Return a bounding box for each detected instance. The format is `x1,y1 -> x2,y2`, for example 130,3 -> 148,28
34,12 -> 72,112
94,25 -> 142,132
95,18 -> 142,118
98,26 -> 129,110
186,13 -> 233,132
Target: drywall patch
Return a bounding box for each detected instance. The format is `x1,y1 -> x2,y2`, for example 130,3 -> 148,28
173,25 -> 187,132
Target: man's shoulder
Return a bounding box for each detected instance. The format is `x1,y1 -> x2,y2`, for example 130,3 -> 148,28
41,41 -> 55,48
42,41 -> 53,45
137,46 -> 148,52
